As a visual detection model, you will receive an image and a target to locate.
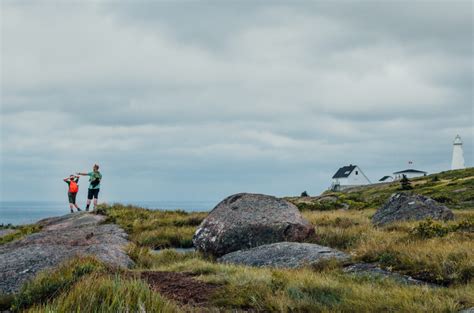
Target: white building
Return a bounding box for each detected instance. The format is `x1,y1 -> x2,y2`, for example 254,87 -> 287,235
393,169 -> 427,180
330,164 -> 371,191
451,135 -> 465,170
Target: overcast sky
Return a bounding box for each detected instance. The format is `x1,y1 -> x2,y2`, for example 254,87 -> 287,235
1,1 -> 472,204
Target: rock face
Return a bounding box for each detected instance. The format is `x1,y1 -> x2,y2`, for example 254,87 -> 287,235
193,193 -> 315,257
372,193 -> 454,226
0,213 -> 133,294
218,242 -> 349,268
343,263 -> 430,286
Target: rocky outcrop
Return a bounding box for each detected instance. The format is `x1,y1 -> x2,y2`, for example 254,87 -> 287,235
0,213 -> 133,294
193,193 -> 315,257
217,242 -> 349,268
372,193 -> 454,226
343,263 -> 430,286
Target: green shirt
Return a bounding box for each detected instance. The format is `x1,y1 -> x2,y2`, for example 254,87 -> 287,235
88,171 -> 102,189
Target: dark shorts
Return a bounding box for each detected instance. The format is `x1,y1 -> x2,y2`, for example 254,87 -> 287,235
87,188 -> 100,200
68,192 -> 77,204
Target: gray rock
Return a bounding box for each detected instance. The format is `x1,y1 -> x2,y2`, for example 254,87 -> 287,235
193,193 -> 315,257
217,242 -> 350,268
343,263 -> 432,286
459,308 -> 474,313
372,193 -> 454,226
0,213 -> 133,294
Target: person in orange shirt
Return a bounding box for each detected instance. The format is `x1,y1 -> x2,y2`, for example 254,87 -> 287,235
64,174 -> 81,213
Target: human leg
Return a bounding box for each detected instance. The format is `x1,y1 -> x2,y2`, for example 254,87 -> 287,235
86,189 -> 93,211
92,189 -> 100,210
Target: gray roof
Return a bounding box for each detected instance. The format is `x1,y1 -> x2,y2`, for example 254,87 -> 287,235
379,176 -> 392,181
393,169 -> 427,174
332,165 -> 357,179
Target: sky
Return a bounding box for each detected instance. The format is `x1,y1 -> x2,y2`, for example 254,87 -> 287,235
0,0 -> 472,204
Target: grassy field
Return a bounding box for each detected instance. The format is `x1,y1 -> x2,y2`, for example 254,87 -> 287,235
4,168 -> 474,312
287,167 -> 474,211
96,204 -> 207,249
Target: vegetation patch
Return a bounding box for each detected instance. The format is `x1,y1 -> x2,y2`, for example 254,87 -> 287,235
11,257 -> 106,312
26,274 -> 178,313
411,218 -> 474,239
307,209 -> 474,285
97,203 -> 207,249
0,224 -> 42,245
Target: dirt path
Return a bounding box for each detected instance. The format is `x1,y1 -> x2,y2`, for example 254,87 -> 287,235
140,271 -> 221,306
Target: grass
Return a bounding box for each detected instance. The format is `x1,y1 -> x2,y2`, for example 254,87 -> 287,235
0,224 -> 42,245
303,209 -> 474,285
10,257 -> 107,311
9,249 -> 474,312
97,203 -> 207,249
5,168 -> 474,312
288,168 -> 474,211
129,250 -> 473,312
26,274 -> 178,313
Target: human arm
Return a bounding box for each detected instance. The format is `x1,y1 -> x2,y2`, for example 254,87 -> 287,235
76,172 -> 89,176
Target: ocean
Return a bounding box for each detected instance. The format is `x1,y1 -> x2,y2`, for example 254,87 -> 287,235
0,200 -> 216,225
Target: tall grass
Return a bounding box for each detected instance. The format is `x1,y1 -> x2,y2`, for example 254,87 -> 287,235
11,257 -> 106,311
135,252 -> 474,312
26,274 -> 179,313
97,203 -> 207,249
303,209 -> 474,285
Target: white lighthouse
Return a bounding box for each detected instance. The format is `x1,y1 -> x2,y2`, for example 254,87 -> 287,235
451,135 -> 465,170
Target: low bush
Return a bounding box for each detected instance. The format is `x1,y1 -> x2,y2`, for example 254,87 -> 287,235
411,218 -> 474,239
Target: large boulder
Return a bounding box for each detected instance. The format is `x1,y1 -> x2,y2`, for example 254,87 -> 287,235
372,193 -> 454,226
218,242 -> 350,268
0,213 -> 133,294
193,193 -> 315,257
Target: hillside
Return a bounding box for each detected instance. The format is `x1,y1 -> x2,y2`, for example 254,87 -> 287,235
287,167 -> 474,211
0,168 -> 472,312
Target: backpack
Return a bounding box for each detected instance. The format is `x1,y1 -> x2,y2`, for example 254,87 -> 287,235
69,181 -> 79,193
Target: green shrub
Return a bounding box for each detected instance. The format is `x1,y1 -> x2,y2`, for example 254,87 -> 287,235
411,218 -> 474,239
411,219 -> 450,239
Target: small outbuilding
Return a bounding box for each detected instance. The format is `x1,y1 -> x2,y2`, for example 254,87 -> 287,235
330,164 -> 371,191
379,175 -> 393,182
393,169 -> 427,180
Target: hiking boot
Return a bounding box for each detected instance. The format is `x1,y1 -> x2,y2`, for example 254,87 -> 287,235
77,208 -> 82,212
70,209 -> 74,213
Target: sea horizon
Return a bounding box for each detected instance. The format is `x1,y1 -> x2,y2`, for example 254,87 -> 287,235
0,200 -> 217,226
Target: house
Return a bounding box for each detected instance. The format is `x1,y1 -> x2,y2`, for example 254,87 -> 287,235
393,169 -> 427,180
379,175 -> 393,182
330,164 -> 371,191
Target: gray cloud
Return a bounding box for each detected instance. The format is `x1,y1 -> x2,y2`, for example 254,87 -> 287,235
1,0 -> 472,202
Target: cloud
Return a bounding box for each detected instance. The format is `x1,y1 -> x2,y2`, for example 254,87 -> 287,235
0,1 -> 472,202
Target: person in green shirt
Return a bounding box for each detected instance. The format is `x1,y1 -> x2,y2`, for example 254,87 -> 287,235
77,164 -> 102,211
